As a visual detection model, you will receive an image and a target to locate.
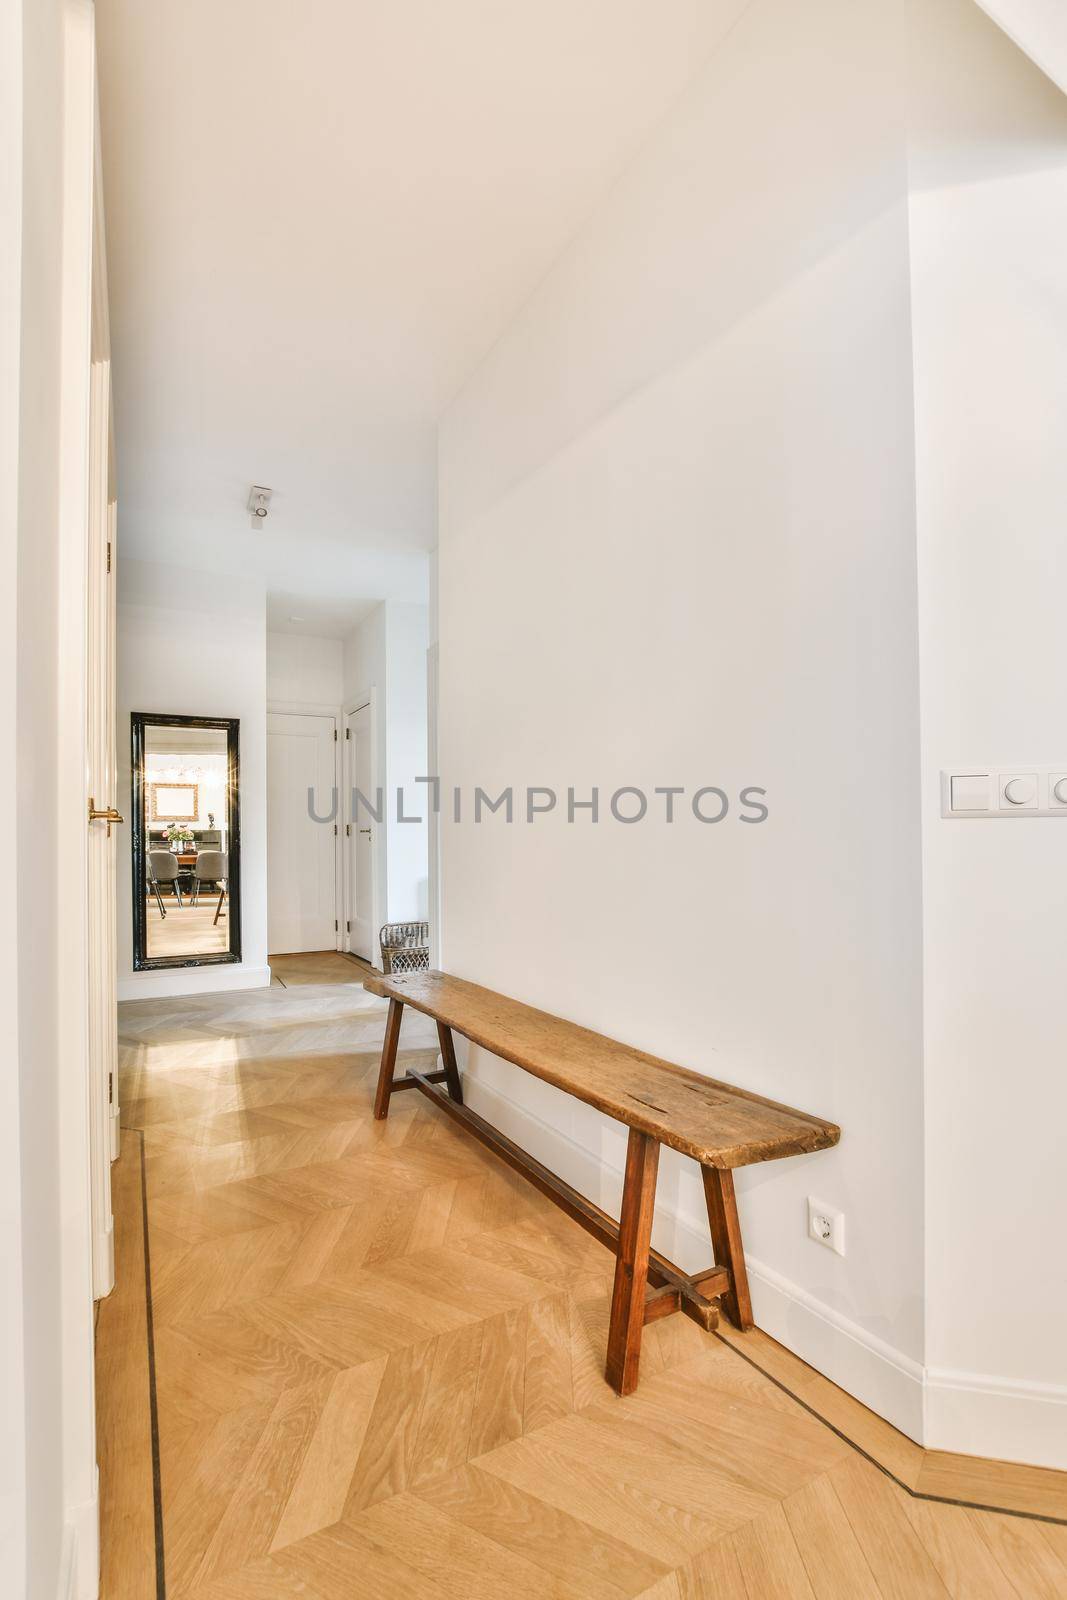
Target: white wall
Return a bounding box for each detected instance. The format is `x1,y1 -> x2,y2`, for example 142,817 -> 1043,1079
343,601 -> 429,930
343,600 -> 386,708
117,557 -> 270,996
5,2 -> 100,1593
267,630 -> 343,707
4,7 -> 65,1593
0,0 -> 28,1582
910,0 -> 1067,1467
439,0 -> 927,1438
438,0 -> 1067,1471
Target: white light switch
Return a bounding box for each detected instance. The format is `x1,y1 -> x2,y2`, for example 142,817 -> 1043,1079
942,767 -> 1067,818
949,773 -> 990,812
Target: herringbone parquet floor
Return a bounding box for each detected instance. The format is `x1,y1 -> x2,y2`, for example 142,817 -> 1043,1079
96,962 -> 1067,1599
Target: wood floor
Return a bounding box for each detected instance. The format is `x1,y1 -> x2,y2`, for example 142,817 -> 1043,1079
146,897 -> 229,958
97,958 -> 1067,1600
269,949 -> 372,986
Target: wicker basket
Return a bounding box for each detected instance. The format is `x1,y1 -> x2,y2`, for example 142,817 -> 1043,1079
378,921 -> 430,975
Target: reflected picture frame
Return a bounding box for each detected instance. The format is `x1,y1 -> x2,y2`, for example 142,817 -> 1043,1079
149,781 -> 199,822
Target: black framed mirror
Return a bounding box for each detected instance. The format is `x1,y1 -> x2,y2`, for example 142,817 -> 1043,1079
131,713 -> 242,970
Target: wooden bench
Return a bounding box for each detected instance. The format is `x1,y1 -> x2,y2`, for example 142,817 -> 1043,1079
364,969 -> 840,1396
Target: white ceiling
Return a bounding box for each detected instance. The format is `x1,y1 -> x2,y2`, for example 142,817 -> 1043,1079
95,0 -> 747,613
266,591 -> 377,640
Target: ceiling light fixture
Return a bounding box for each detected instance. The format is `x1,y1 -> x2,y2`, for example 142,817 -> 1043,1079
247,485 -> 273,525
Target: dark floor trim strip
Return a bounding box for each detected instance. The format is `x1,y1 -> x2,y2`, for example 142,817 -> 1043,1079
713,1328 -> 1067,1527
131,1126 -> 167,1599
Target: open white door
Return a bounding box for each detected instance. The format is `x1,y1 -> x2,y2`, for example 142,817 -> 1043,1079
345,701 -> 376,961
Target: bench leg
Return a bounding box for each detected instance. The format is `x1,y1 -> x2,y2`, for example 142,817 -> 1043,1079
373,998 -> 405,1120
605,1129 -> 660,1396
701,1166 -> 753,1330
436,1023 -> 463,1104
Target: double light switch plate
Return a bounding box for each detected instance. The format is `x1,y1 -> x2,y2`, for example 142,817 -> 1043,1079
941,768 -> 1067,818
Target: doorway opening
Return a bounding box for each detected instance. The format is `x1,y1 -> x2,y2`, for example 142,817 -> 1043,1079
264,603 -> 430,975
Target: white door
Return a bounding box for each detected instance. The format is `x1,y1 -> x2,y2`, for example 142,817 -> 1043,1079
346,702 -> 375,961
267,712 -> 338,953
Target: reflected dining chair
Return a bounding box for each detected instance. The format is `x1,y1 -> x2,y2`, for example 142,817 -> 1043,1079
145,852 -> 168,918
191,848 -> 225,904
192,849 -> 228,926
148,848 -> 183,909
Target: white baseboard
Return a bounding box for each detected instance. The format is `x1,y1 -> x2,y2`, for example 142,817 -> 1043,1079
925,1366 -> 1067,1471
60,1475 -> 99,1600
459,1067 -> 1067,1470
745,1252 -> 925,1441
93,1218 -> 115,1300
56,1528 -> 75,1600
117,963 -> 272,1001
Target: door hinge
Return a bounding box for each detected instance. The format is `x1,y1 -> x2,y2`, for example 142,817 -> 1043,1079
334,823 -> 338,835
346,920 -> 351,933
106,541 -> 112,573
108,1071 -> 113,1104
334,728 -> 338,741
334,919 -> 338,932
346,727 -> 350,739
346,822 -> 351,836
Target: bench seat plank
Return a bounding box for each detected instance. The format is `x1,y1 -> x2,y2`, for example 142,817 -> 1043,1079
362,969 -> 839,1170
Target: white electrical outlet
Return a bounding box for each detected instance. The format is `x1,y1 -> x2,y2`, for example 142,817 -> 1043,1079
807,1196 -> 845,1256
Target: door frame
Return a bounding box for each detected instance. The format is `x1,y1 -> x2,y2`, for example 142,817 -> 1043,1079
266,700 -> 342,952
342,691 -> 382,967
426,641 -> 441,968
53,0 -> 107,1586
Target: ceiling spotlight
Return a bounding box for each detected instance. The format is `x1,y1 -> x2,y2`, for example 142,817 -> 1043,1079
247,485 -> 273,525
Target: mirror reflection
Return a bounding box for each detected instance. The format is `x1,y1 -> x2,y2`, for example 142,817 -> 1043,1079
132,714 -> 241,969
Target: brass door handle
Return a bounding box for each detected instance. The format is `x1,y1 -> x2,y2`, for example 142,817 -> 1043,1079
88,799 -> 124,837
